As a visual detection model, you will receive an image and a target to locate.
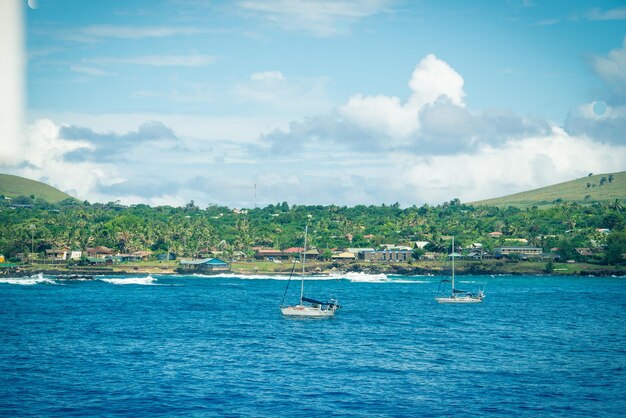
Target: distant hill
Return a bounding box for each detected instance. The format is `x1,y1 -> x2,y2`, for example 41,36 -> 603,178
0,173 -> 76,203
470,171 -> 626,208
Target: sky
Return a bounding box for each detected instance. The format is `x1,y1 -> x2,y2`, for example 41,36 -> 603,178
1,0 -> 626,208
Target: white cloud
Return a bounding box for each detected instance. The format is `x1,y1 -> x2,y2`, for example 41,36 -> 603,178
339,54 -> 465,141
408,54 -> 465,108
250,71 -> 285,82
12,119 -> 121,199
237,0 -> 395,37
592,37 -> 626,95
58,25 -> 207,43
89,54 -> 217,67
401,128 -> 626,204
586,6 -> 626,21
339,94 -> 418,139
233,72 -> 332,116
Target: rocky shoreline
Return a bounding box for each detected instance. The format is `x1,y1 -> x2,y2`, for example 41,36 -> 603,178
4,260 -> 625,278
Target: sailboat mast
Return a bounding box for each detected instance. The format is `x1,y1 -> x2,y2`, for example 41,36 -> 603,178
300,224 -> 308,305
451,236 -> 455,291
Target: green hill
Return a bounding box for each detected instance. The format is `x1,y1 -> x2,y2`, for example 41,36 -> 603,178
470,171 -> 626,208
0,173 -> 76,203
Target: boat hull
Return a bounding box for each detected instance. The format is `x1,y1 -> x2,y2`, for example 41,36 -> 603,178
435,296 -> 484,304
281,305 -> 335,317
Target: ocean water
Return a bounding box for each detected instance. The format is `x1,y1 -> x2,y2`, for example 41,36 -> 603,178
1,273 -> 625,417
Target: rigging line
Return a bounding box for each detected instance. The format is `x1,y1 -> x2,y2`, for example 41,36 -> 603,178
280,258 -> 298,306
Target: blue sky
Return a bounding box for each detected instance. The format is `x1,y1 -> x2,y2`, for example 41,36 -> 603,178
2,0 -> 626,207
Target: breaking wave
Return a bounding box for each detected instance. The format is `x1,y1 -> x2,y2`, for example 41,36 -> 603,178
0,272 -> 58,286
100,275 -> 157,285
190,271 -> 428,283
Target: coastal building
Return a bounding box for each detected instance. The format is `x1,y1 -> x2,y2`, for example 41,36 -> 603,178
87,246 -> 113,258
45,248 -> 70,260
304,248 -> 320,260
494,246 -> 543,260
332,251 -> 356,260
46,248 -> 83,261
254,249 -> 288,260
362,249 -> 412,263
179,258 -> 229,273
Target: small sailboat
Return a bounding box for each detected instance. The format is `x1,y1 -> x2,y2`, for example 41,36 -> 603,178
435,236 -> 485,304
280,224 -> 340,317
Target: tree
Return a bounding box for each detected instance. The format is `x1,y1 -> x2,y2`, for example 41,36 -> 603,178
556,238 -> 578,261
604,230 -> 626,265
412,247 -> 425,260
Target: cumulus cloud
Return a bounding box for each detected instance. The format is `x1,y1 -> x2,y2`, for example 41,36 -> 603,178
259,54 -> 549,155
592,37 -> 626,98
60,121 -> 178,162
11,119 -> 121,199
565,102 -> 626,144
339,54 -> 465,141
401,129 -> 626,204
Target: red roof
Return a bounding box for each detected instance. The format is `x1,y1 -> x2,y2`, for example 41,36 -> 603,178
283,247 -> 304,253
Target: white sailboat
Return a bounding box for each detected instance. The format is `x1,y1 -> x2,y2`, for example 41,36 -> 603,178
280,224 -> 340,317
435,236 -> 485,304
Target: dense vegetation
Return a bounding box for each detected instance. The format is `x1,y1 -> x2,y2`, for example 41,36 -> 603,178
1,195 -> 624,266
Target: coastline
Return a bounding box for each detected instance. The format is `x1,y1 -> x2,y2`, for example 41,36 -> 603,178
3,259 -> 625,278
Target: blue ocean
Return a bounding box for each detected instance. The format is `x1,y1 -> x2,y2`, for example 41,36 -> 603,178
1,273 -> 624,416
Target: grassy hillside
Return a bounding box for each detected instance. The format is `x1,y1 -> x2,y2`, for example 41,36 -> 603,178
0,174 -> 75,203
470,171 -> 626,208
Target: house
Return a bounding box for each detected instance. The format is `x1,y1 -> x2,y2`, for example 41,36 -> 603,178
179,258 -> 229,273
331,252 -> 356,260
346,247 -> 375,255
69,250 -> 82,260
132,250 -> 151,261
381,244 -> 412,251
117,250 -> 151,262
254,249 -> 289,260
345,233 -> 354,242
87,246 -> 114,258
0,255 -> 5,263
304,248 -> 320,259
87,257 -> 111,266
363,234 -> 375,240
467,249 -> 493,260
487,231 -> 503,237
362,249 -> 412,263
46,248 -> 70,260
494,246 -> 543,260
283,247 -> 304,256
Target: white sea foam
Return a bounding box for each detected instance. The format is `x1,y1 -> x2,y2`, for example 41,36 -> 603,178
100,275 -> 157,285
189,271 -> 430,283
0,272 -> 58,286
